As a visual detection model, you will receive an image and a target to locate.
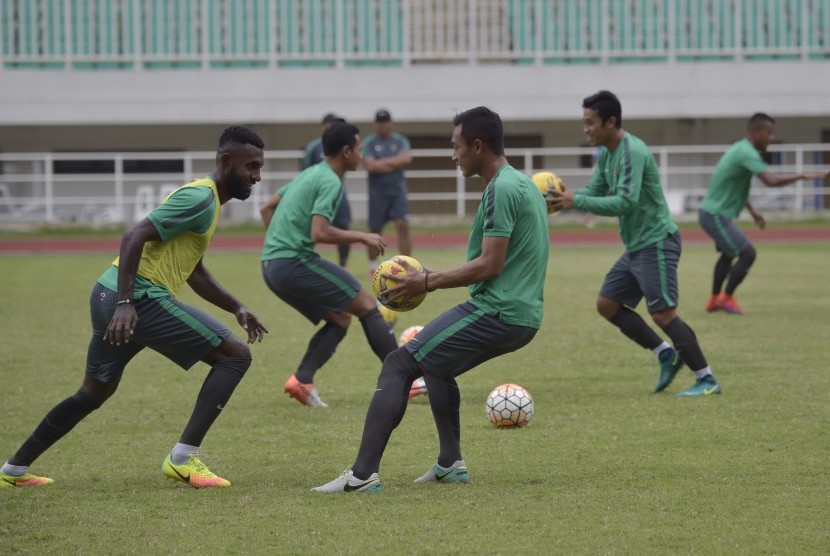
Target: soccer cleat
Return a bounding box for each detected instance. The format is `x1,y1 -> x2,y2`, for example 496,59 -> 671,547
675,375 -> 722,397
284,374 -> 329,407
705,294 -> 720,313
716,293 -> 745,315
312,469 -> 381,493
162,454 -> 231,488
413,460 -> 469,484
0,471 -> 54,487
654,348 -> 685,393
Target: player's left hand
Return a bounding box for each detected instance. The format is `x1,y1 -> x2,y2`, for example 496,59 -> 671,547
752,211 -> 766,230
548,186 -> 574,212
236,306 -> 269,343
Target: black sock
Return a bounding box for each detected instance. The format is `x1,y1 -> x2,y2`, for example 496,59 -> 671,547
360,308 -> 399,362
338,244 -> 350,267
180,357 -> 250,447
352,348 -> 419,479
610,306 -> 664,350
725,245 -> 756,295
424,375 -> 462,467
9,389 -> 103,467
295,323 -> 347,384
713,253 -> 733,295
660,317 -> 708,371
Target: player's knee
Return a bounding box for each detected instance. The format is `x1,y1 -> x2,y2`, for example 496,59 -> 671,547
219,335 -> 252,360
739,245 -> 757,267
596,297 -> 617,321
74,387 -> 107,410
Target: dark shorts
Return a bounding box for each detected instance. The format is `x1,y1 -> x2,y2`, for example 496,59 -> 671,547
698,209 -> 750,258
262,255 -> 361,324
368,191 -> 409,231
403,302 -> 537,379
86,283 -> 231,383
333,191 -> 352,229
599,232 -> 681,313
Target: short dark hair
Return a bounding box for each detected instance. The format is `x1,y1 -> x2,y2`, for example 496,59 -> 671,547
582,90 -> 623,129
748,112 -> 775,132
218,125 -> 265,152
322,113 -> 342,125
452,106 -> 504,155
322,121 -> 360,156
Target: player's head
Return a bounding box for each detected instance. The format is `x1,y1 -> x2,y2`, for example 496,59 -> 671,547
323,120 -> 362,171
582,90 -> 622,147
374,109 -> 393,137
216,126 -> 265,201
747,112 -> 775,151
451,106 -> 504,177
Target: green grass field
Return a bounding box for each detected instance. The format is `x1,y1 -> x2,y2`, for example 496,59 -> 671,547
1,241 -> 829,554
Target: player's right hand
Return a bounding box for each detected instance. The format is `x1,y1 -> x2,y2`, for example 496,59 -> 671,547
104,305 -> 138,346
363,233 -> 387,255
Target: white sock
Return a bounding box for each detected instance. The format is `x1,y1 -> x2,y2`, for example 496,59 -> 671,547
2,462 -> 28,476
368,259 -> 378,272
653,342 -> 671,357
694,367 -> 713,380
171,443 -> 199,465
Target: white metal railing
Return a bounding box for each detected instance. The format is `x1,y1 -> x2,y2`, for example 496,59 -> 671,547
0,144 -> 828,225
2,0 -> 828,70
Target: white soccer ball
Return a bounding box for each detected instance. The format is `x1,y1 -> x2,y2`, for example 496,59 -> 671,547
485,383 -> 534,428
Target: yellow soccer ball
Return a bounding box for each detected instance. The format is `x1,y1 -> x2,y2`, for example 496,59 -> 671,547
531,171 -> 564,214
377,301 -> 398,329
372,256 -> 427,312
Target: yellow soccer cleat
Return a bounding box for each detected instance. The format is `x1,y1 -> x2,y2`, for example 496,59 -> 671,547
162,454 -> 231,488
0,471 -> 54,487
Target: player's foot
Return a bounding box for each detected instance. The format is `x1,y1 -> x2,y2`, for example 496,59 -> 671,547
0,470 -> 54,487
705,294 -> 720,313
413,460 -> 469,484
408,377 -> 428,399
284,374 -> 329,407
312,469 -> 381,493
162,454 -> 231,488
675,375 -> 722,397
654,347 -> 685,393
716,293 -> 745,315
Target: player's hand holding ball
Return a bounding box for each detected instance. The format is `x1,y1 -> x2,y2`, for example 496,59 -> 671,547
373,255 -> 428,312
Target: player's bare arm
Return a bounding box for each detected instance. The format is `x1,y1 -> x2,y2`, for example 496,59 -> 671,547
310,214 -> 386,253
758,169 -> 829,187
384,236 -> 508,301
187,260 -> 268,343
259,192 -> 282,228
104,218 -> 161,346
746,201 -> 766,229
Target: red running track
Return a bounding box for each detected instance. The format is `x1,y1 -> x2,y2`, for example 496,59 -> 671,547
0,227 -> 828,254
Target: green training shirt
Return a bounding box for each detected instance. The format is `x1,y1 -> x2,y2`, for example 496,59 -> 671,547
573,132 -> 678,253
467,165 -> 549,329
700,138 -> 769,218
261,162 -> 342,260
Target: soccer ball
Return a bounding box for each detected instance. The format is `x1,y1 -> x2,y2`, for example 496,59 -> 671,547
398,325 -> 423,346
373,256 -> 427,312
409,376 -> 428,399
377,301 -> 398,330
531,171 -> 564,214
486,383 -> 534,428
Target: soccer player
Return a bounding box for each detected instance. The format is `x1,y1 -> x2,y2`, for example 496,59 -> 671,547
550,90 -> 719,397
302,113 -> 353,268
699,113 -> 828,315
0,126 -> 269,488
362,109 -> 413,277
260,121 -> 398,408
313,106 -> 549,492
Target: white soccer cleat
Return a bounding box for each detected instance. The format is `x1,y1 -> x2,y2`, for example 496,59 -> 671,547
312,469 -> 381,493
